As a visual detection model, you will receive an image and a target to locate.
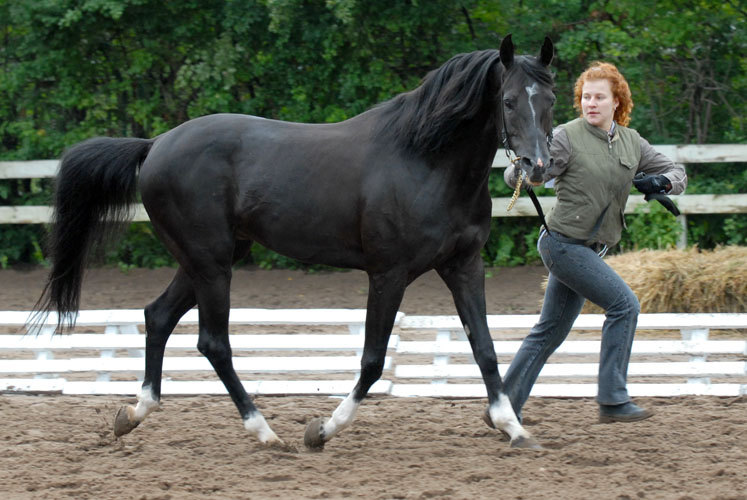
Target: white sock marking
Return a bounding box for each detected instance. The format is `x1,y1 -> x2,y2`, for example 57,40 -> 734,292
132,385 -> 160,421
244,413 -> 281,444
488,393 -> 530,441
322,393 -> 360,441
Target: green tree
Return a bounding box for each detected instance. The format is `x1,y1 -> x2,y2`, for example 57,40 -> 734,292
548,0 -> 746,143
0,0 -> 744,268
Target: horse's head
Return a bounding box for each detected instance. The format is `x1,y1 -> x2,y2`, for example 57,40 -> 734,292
498,35 -> 555,186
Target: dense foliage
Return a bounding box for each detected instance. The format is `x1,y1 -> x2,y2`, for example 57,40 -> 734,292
1,0 -> 745,269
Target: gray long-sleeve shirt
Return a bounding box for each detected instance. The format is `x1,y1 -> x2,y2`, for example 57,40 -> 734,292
504,127 -> 688,193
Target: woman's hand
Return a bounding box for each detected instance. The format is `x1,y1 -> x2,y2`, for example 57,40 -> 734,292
633,173 -> 671,194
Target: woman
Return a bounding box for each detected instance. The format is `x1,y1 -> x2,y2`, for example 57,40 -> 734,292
502,61 -> 687,423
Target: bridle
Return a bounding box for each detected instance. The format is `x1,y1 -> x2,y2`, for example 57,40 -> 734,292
499,70 -> 554,163
499,77 -> 553,234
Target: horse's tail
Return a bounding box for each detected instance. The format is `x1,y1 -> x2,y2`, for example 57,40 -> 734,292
30,137 -> 154,332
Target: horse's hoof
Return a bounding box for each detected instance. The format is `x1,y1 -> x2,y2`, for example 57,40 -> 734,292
113,406 -> 140,437
303,417 -> 326,451
482,409 -> 511,441
481,409 -> 495,429
510,435 -> 543,450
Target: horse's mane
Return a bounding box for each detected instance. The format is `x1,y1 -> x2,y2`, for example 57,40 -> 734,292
375,50 -> 552,154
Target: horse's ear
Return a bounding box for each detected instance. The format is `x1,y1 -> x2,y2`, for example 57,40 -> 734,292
539,36 -> 554,66
499,34 -> 514,69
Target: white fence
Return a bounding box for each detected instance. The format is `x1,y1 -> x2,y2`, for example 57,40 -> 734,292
393,313 -> 747,398
1,145 -> 746,226
1,309 -> 745,398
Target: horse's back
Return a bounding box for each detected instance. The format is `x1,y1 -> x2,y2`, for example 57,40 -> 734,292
141,112 -> 370,198
139,113 -> 376,268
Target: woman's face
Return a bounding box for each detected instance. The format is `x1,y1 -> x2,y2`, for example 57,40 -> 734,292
581,78 -> 618,131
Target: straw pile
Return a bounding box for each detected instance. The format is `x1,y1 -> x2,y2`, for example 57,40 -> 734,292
542,246 -> 747,313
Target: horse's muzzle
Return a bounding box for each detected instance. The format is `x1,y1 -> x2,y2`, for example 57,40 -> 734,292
520,157 -> 552,186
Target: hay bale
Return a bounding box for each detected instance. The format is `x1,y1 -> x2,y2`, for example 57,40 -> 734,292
542,246 -> 747,313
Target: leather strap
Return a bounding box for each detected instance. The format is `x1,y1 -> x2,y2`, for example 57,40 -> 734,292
645,192 -> 681,216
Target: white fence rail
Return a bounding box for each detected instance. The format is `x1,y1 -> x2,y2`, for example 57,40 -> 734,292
393,313 -> 746,398
1,309 -> 744,398
2,145 -> 746,224
0,308 -> 397,396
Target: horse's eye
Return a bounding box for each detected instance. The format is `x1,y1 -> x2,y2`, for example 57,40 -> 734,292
503,99 -> 514,110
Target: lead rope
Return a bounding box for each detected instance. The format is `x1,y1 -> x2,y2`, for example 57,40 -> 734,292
505,161 -> 551,235
506,167 -> 524,212
503,130 -> 524,213
502,128 -> 551,233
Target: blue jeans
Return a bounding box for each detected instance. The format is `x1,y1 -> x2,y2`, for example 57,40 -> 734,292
502,229 -> 640,418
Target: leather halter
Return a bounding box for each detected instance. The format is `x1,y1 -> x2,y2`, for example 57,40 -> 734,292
499,77 -> 552,233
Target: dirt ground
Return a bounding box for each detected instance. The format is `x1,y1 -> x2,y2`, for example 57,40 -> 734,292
1,265 -> 745,500
0,265 -> 550,314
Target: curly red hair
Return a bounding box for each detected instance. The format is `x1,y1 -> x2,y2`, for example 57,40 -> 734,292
573,61 -> 633,127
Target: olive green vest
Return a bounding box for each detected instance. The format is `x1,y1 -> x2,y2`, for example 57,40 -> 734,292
546,118 -> 641,246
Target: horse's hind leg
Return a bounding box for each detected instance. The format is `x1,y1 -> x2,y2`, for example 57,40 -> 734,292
191,262 -> 283,446
304,268 -> 406,450
113,242 -> 256,438
156,233 -> 282,446
113,267 -> 196,436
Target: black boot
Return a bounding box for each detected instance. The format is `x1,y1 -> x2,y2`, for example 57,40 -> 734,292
598,401 -> 653,423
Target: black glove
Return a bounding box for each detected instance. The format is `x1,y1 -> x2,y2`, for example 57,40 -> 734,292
633,173 -> 671,194
633,173 -> 680,216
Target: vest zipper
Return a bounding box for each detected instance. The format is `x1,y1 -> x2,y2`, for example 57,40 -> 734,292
607,121 -> 616,151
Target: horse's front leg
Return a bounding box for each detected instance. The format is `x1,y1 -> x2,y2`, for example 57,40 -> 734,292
437,253 -> 541,449
304,268 -> 407,450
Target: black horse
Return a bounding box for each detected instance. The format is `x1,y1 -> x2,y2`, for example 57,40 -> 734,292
33,35 -> 554,449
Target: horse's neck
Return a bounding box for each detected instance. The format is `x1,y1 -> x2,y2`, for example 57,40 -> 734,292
429,149 -> 495,199
438,114 -> 499,183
